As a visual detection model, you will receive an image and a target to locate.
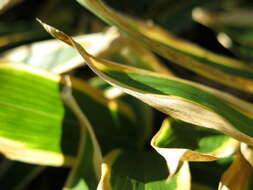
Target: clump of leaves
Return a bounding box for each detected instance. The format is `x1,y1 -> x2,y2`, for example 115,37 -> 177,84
1,0 -> 253,190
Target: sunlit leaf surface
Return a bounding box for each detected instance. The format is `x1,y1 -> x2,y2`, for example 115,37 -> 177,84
151,118 -> 238,177
38,22 -> 253,147
75,0 -> 253,93
0,62 -> 139,165
97,149 -> 191,190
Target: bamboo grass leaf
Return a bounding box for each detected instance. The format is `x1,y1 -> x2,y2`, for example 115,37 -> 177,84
96,34 -> 173,76
97,149 -> 191,190
61,76 -> 102,190
88,34 -> 173,99
75,0 -> 253,93
151,118 -> 239,177
3,26 -> 172,77
89,77 -> 154,146
218,152 -> 253,190
0,62 -> 139,165
38,22 -> 253,146
240,143 -> 253,167
2,29 -> 120,74
69,76 -> 142,153
0,62 -> 74,166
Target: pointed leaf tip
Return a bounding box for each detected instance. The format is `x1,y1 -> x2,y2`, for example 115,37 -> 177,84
37,19 -> 74,47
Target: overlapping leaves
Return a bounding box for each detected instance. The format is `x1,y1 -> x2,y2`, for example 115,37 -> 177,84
39,21 -> 253,146
37,21 -> 253,189
151,118 -> 238,177
75,0 -> 253,93
98,149 -> 191,190
1,1 -> 253,188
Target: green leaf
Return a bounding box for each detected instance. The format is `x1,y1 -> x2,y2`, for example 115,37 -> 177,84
69,76 -> 143,153
61,79 -> 102,190
0,62 -> 139,165
96,33 -> 173,76
88,33 -> 173,100
3,25 -> 172,77
97,149 -> 191,190
75,0 -> 253,93
191,159 -> 233,189
151,118 -> 238,177
89,76 -> 154,147
38,23 -> 253,146
0,62 -> 75,166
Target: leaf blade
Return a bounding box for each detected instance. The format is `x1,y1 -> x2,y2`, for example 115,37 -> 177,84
98,149 -> 191,190
38,22 -> 253,146
75,0 -> 253,93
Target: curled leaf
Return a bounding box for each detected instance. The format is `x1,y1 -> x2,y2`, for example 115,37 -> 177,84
75,0 -> 253,93
38,21 -> 253,146
219,152 -> 252,190
151,118 -> 238,177
2,28 -> 120,73
240,143 -> 253,167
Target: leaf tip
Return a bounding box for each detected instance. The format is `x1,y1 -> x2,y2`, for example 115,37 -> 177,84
36,18 -> 74,47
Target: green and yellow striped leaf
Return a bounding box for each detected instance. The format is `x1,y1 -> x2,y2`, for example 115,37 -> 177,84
151,118 -> 238,177
89,35 -> 172,99
75,0 -> 253,93
0,62 -> 75,166
0,62 -> 139,165
2,25 -> 171,78
97,149 -> 191,190
39,23 -> 253,146
87,32 -> 173,99
97,34 -> 173,76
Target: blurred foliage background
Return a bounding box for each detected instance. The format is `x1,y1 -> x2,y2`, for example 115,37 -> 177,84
1,0 -> 253,50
